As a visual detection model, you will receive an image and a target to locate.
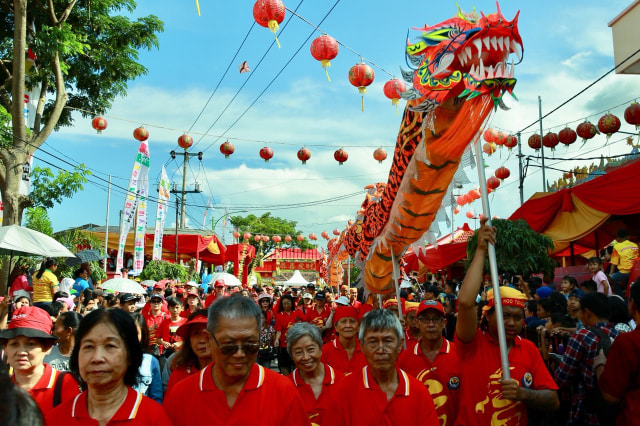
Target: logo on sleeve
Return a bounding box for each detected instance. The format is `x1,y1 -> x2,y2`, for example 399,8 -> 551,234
447,376 -> 460,390
521,372 -> 533,389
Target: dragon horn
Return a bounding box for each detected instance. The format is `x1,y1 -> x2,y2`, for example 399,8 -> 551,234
496,2 -> 504,20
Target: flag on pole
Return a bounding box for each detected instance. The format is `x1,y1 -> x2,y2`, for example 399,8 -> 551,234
116,141 -> 150,273
133,172 -> 149,275
153,165 -> 170,260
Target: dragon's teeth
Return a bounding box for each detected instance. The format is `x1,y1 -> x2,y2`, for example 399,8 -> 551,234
490,36 -> 498,50
473,38 -> 482,55
483,37 -> 491,50
497,36 -> 504,51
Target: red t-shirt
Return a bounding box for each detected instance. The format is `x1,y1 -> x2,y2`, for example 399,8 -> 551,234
143,310 -> 168,351
397,338 -> 460,426
12,363 -> 80,417
9,274 -> 32,296
166,364 -> 199,395
306,304 -> 331,329
290,363 -> 343,425
163,362 -> 311,425
321,338 -> 367,376
599,327 -> 640,426
141,301 -> 169,317
158,317 -> 186,346
454,329 -> 558,426
274,310 -> 303,347
322,365 -> 439,426
46,386 -> 172,425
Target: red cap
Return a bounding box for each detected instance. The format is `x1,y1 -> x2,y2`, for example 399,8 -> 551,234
0,306 -> 57,340
185,289 -> 199,298
416,300 -> 445,317
333,306 -> 359,325
214,279 -> 226,288
176,314 -> 208,339
153,283 -> 165,290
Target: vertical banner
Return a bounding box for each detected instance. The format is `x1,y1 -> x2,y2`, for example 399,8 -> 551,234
116,141 -> 150,273
133,173 -> 149,275
152,165 -> 170,260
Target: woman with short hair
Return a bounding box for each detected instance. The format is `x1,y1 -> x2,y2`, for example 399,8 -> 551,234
45,308 -> 171,425
45,311 -> 81,372
32,258 -> 59,307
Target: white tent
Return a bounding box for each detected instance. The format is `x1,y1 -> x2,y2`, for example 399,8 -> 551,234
283,270 -> 310,287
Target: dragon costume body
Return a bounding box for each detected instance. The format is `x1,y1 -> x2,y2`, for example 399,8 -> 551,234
329,5 -> 523,294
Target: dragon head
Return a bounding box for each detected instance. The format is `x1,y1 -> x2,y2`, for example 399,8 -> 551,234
403,3 -> 523,111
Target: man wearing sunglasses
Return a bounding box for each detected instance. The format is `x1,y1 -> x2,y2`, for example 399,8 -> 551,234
163,294 -> 310,425
397,300 -> 460,426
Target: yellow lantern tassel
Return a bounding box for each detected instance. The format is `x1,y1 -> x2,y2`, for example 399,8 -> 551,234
268,20 -> 281,48
195,0 -> 201,16
358,87 -> 367,112
321,60 -> 331,82
392,98 -> 399,115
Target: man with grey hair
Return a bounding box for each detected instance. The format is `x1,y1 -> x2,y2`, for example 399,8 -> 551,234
163,295 -> 310,425
323,309 -> 438,425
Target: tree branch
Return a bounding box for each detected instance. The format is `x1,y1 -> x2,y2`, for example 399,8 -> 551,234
31,51 -> 66,150
33,78 -> 48,133
11,0 -> 27,151
46,0 -> 58,26
0,59 -> 11,80
58,0 -> 77,24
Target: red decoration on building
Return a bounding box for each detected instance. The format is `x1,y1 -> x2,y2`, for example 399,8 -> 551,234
528,134 -> 541,151
259,146 -> 274,162
92,117 -> 107,133
487,176 -> 501,190
348,62 -> 375,111
253,0 -> 286,48
558,127 -> 577,146
220,141 -> 235,158
576,121 -> 598,142
483,128 -> 498,142
243,232 -> 252,240
383,78 -> 407,112
297,147 -> 311,164
597,113 -> 621,138
373,147 -> 387,163
624,102 -> 640,129
296,234 -> 304,242
133,127 -> 149,142
284,235 -> 292,243
504,135 -> 518,150
310,35 -> 339,81
542,132 -> 559,150
334,148 -> 348,165
495,166 -> 510,180
482,142 -> 497,155
177,134 -> 193,149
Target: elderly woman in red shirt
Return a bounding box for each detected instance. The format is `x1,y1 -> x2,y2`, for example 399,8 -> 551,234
287,322 -> 343,424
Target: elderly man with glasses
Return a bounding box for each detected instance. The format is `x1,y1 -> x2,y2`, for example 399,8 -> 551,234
398,300 -> 460,426
163,294 -> 310,425
323,309 -> 438,425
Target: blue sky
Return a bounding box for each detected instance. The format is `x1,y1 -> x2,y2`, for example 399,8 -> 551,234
42,0 -> 640,248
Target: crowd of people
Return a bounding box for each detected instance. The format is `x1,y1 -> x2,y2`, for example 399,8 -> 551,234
0,222 -> 638,425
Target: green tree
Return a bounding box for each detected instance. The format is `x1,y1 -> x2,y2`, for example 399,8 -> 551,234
465,219 -> 557,278
29,165 -> 89,209
55,228 -> 107,283
24,205 -> 52,235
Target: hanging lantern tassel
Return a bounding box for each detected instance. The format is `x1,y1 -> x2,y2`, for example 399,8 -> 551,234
195,0 -> 201,16
268,20 -> 281,48
392,98 -> 399,115
321,60 -> 332,82
359,87 -> 366,112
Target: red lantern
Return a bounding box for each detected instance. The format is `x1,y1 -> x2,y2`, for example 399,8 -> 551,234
321,231 -> 329,239
504,135 -> 518,150
469,189 -> 481,200
133,127 -> 149,142
558,127 -> 577,146
253,0 -> 286,48
297,147 -> 311,164
259,146 -> 274,162
624,102 -> 640,129
284,235 -> 292,243
220,141 -> 235,158
466,211 -> 475,219
272,235 -> 280,243
462,193 -> 473,205
453,206 -> 460,214
254,235 -> 261,242
483,128 -> 498,143
334,148 -> 348,165
92,116 -> 107,133
528,134 -> 541,151
348,62 -> 375,111
495,166 -> 510,180
494,132 -> 507,146
309,233 -> 317,240
296,234 -> 304,242
262,235 -> 270,242
383,78 -> 407,112
373,147 -> 387,163
487,176 -> 501,190
233,231 -> 240,239
243,232 -> 251,240
482,142 -> 497,156
542,132 -> 559,150
576,121 -> 598,142
597,113 -> 621,138
333,229 -> 340,236
310,35 -> 339,81
178,134 -> 193,149
456,195 -> 465,206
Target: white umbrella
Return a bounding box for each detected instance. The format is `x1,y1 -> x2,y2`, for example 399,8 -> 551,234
140,280 -> 157,288
210,272 -> 242,287
100,277 -> 146,295
0,225 -> 75,258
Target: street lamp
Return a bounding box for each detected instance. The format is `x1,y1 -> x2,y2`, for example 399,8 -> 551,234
213,210 -> 248,229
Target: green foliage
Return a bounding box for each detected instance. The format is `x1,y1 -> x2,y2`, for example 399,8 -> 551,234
24,207 -> 53,236
349,263 -> 361,285
140,260 -> 188,282
465,219 -> 556,277
0,105 -> 12,147
54,229 -> 107,282
229,212 -> 316,255
29,165 -> 90,209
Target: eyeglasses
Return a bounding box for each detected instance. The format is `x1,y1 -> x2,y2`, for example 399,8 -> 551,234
417,316 -> 444,325
363,340 -> 398,352
212,335 -> 259,356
